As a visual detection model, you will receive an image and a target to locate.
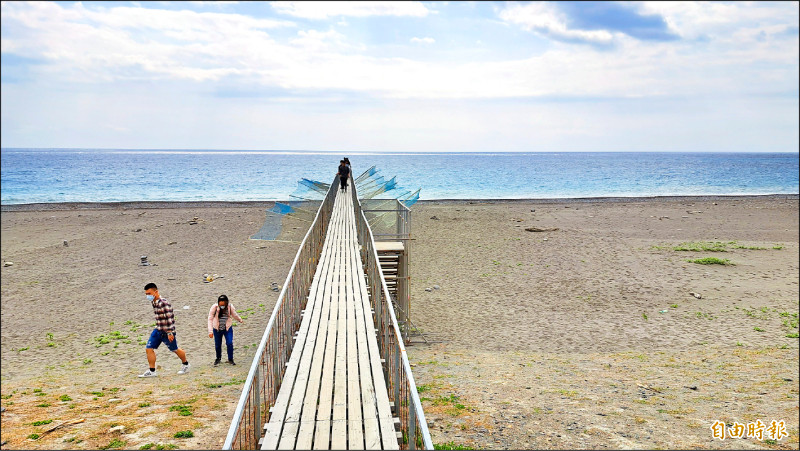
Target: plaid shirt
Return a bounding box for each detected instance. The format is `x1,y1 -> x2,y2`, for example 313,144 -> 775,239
151,296 -> 176,333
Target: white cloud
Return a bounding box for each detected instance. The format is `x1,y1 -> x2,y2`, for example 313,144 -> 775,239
410,36 -> 435,44
270,1 -> 430,20
2,1 -> 796,100
498,2 -> 615,45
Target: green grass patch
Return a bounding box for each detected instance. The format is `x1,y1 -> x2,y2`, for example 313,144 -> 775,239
100,438 -> 127,450
139,402 -> 151,408
203,378 -> 245,389
672,241 -> 730,252
754,326 -> 765,332
169,404 -> 193,416
786,333 -> 799,338
174,430 -> 194,438
32,419 -> 53,426
17,347 -> 29,352
687,257 -> 733,265
35,403 -> 51,408
59,394 -> 72,402
417,384 -> 433,393
28,433 -> 40,440
434,442 -> 474,450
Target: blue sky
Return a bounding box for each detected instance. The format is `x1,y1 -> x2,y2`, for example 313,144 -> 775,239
1,1 -> 798,152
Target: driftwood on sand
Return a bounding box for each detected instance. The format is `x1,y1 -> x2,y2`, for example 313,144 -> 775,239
525,226 -> 559,232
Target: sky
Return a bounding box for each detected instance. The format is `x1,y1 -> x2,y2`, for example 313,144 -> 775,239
1,1 -> 798,152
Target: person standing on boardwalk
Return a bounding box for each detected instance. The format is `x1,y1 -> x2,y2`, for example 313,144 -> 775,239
139,282 -> 190,377
207,294 -> 244,366
337,159 -> 350,191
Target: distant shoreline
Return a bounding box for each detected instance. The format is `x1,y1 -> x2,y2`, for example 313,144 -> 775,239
2,193 -> 797,212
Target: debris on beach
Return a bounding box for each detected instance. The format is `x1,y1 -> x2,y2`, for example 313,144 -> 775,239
689,291 -> 702,299
139,256 -> 151,266
63,240 -> 69,247
188,217 -> 200,225
430,216 -> 439,220
167,241 -> 177,245
183,305 -> 191,310
525,227 -> 559,232
271,282 -> 280,292
203,273 -> 221,283
3,261 -> 13,267
40,419 -> 85,437
424,288 -> 432,292
433,285 -> 440,290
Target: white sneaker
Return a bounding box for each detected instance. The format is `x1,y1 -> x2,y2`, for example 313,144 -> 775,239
138,369 -> 157,378
177,363 -> 190,375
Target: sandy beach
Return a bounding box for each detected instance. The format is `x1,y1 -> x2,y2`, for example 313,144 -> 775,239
1,195 -> 798,450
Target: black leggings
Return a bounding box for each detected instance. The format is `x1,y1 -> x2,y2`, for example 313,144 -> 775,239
340,176 -> 348,189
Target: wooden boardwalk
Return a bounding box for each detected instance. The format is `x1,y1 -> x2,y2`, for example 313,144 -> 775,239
261,185 -> 399,450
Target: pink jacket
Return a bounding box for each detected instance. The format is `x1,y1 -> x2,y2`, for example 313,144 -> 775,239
208,303 -> 243,334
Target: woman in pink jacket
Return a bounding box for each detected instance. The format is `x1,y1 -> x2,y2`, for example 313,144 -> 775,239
208,295 -> 244,366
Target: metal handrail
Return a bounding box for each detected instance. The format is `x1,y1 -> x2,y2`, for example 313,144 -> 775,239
351,184 -> 433,450
223,177 -> 339,450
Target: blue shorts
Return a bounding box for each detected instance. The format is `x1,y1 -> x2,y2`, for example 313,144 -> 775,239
146,329 -> 179,352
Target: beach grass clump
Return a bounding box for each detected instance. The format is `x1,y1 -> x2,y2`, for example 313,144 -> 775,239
100,438 -> 127,450
59,394 -> 72,401
173,430 -> 194,438
32,419 -> 53,426
434,442 -> 474,450
139,444 -> 179,450
673,241 -> 730,252
203,378 -> 245,389
169,403 -> 193,416
687,257 -> 733,265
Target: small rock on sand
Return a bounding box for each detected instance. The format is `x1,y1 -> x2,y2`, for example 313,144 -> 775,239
525,227 -> 559,232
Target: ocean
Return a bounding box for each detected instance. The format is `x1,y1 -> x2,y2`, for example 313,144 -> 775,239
1,149 -> 798,205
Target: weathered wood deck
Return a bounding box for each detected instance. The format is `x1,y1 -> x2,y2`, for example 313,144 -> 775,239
261,185 -> 399,450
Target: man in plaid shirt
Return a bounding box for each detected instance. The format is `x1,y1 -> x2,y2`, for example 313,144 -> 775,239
139,282 -> 190,377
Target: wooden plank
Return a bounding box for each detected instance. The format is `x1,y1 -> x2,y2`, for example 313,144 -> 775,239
363,418 -> 381,450
331,419 -> 347,450
277,422 -> 299,450
345,199 -> 364,450
293,421 -> 317,451
332,233 -> 348,424
262,220 -> 335,448
261,423 -> 282,450
355,247 -> 400,450
313,191 -> 347,449
284,198 -> 344,427
374,241 -> 404,252
313,420 -> 330,450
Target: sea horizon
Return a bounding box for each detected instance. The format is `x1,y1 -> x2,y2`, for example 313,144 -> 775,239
2,148 -> 798,205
